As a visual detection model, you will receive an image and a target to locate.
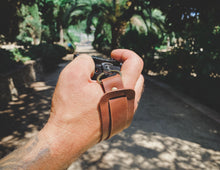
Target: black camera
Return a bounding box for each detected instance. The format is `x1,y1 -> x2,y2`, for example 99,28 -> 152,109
92,55 -> 122,81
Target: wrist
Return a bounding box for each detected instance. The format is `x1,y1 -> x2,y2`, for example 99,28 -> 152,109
39,111 -> 101,165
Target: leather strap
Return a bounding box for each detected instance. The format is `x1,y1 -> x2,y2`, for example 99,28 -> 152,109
99,74 -> 135,141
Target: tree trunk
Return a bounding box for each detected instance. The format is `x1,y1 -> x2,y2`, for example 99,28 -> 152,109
111,24 -> 119,50
111,21 -> 127,50
111,0 -> 127,49
59,25 -> 64,45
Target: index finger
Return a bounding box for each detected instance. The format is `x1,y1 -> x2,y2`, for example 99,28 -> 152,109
60,54 -> 95,85
111,49 -> 144,89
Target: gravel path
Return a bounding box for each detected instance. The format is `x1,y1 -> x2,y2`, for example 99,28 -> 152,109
0,42 -> 219,170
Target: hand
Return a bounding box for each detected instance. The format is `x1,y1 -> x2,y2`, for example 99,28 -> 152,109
40,49 -> 144,168
0,49 -> 144,170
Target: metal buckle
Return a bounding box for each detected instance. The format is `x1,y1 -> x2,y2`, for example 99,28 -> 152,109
97,70 -> 122,84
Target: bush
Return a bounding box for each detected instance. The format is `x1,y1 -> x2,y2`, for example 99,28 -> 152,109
0,49 -> 23,74
28,43 -> 68,72
157,47 -> 220,81
152,47 -> 220,112
10,48 -> 31,63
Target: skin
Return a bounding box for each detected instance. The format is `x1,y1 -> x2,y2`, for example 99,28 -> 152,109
0,49 -> 144,170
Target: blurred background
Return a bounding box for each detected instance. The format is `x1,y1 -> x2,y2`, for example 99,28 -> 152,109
0,0 -> 219,112
0,1 -> 220,168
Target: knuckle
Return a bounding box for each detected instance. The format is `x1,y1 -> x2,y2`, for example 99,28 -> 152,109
138,57 -> 144,68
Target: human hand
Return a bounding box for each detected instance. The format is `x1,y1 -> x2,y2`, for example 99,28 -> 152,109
40,49 -> 144,166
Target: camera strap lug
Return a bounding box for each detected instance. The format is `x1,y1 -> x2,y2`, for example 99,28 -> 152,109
96,70 -> 121,84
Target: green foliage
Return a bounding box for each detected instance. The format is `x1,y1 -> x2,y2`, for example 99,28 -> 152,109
0,49 -> 23,74
0,0 -> 37,42
149,0 -> 220,78
121,29 -> 161,55
52,0 -> 91,43
143,0 -> 220,111
16,4 -> 42,46
0,0 -> 85,45
92,23 -> 112,53
39,1 -> 59,43
157,48 -> 220,112
121,27 -> 163,73
86,0 -> 165,52
10,48 -> 31,63
28,43 -> 68,72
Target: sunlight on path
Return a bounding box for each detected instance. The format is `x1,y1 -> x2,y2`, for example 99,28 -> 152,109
75,41 -> 103,57
69,131 -> 220,170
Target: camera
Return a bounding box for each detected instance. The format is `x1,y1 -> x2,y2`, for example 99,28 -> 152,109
92,55 -> 122,81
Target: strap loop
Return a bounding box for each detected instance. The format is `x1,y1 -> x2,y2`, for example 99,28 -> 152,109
98,74 -> 135,141
97,70 -> 122,84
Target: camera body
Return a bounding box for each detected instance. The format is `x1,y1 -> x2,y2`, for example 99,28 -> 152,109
92,55 -> 122,81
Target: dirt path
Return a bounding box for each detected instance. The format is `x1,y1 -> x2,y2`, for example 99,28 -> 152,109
0,42 -> 220,170
68,79 -> 220,170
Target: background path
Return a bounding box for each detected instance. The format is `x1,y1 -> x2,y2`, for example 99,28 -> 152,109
0,42 -> 219,170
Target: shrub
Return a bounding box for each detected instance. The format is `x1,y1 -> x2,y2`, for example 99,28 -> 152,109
10,48 -> 31,63
28,43 -> 68,72
155,48 -> 220,112
0,49 -> 23,74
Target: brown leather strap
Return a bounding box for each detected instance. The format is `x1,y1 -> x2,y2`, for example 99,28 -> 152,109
99,74 -> 135,141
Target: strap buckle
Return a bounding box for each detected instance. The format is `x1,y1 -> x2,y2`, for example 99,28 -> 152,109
97,70 -> 122,84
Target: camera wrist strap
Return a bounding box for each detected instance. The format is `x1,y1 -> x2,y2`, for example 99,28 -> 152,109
99,74 -> 135,141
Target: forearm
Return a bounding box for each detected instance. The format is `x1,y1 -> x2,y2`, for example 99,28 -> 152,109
0,134 -> 51,170
0,114 -> 101,170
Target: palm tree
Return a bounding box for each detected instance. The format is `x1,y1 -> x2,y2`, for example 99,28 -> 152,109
86,0 -> 165,51
53,0 -> 90,44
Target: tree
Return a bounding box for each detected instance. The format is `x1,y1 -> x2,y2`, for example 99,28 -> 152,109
16,4 -> 42,45
51,0 -> 90,44
0,0 -> 36,42
149,0 -> 220,78
39,0 -> 59,43
86,0 -> 165,52
0,0 -> 87,45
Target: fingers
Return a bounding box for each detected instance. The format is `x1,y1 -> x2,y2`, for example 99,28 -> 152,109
62,54 -> 95,82
134,74 -> 144,111
61,49 -> 143,89
111,49 -> 144,111
111,49 -> 144,89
